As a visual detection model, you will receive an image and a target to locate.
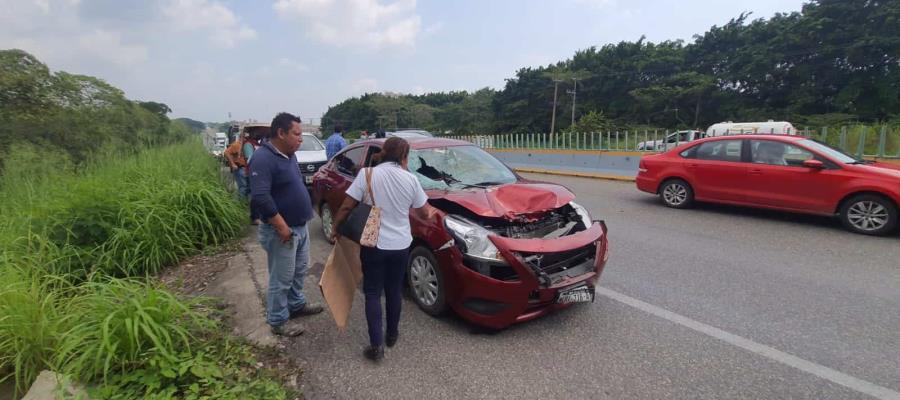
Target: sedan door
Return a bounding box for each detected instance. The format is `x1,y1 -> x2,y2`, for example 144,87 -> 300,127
682,139 -> 749,203
320,145 -> 366,214
742,140 -> 842,213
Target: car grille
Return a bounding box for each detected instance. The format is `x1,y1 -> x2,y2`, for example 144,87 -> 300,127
516,243 -> 596,276
298,161 -> 326,175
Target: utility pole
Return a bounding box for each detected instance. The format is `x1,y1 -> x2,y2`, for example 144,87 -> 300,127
566,78 -> 579,126
550,79 -> 562,135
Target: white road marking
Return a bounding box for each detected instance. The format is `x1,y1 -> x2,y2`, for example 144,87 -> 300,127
596,287 -> 900,400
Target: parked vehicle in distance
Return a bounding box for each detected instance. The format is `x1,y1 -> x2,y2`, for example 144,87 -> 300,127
706,120 -> 797,136
636,130 -> 706,151
636,135 -> 900,235
387,129 -> 435,138
295,134 -> 327,188
312,137 -> 610,329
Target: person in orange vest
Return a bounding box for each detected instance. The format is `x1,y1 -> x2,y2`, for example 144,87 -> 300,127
224,132 -> 250,199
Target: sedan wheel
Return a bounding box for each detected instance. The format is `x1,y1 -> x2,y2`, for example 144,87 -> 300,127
407,246 -> 446,316
660,179 -> 694,209
840,195 -> 897,235
320,205 -> 335,244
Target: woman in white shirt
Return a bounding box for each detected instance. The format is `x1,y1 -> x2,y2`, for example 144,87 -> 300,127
331,137 -> 431,361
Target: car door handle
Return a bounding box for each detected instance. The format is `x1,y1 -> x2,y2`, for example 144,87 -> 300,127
749,169 -> 763,175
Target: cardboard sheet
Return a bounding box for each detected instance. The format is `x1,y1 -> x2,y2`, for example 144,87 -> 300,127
318,237 -> 363,331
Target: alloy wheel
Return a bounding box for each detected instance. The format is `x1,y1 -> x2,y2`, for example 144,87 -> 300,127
663,183 -> 688,206
847,200 -> 889,232
410,255 -> 439,306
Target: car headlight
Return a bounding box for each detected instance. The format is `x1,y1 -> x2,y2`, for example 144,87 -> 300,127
569,201 -> 593,229
443,215 -> 502,261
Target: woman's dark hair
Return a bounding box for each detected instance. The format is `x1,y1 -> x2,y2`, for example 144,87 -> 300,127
371,137 -> 410,165
269,112 -> 301,139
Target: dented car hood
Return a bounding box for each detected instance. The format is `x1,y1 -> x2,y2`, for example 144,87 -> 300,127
428,183 -> 575,219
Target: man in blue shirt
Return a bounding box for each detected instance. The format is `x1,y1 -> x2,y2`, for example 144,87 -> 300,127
325,124 -> 347,160
250,112 -> 323,336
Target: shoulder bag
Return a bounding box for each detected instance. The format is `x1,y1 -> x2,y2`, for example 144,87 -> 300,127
337,167 -> 382,247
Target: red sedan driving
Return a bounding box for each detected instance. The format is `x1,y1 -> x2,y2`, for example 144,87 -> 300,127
313,138 -> 610,329
637,135 -> 900,235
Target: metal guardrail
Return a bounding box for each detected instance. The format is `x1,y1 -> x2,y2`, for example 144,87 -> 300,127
445,127 -> 900,159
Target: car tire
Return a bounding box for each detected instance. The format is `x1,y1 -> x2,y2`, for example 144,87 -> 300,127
407,246 -> 446,316
320,204 -> 335,244
659,179 -> 694,209
839,194 -> 898,236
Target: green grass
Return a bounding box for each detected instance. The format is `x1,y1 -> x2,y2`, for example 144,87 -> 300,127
0,141 -> 290,398
0,141 -> 245,278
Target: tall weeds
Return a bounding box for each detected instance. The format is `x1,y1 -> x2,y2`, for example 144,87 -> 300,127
0,141 -> 270,397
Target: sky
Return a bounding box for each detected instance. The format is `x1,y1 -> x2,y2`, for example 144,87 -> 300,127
1,0 -> 807,124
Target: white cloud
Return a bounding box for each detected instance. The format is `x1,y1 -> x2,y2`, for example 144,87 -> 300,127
273,0 -> 425,49
162,0 -> 257,48
278,57 -> 310,72
351,78 -> 378,93
0,1 -> 148,67
77,29 -> 149,66
572,0 -> 617,8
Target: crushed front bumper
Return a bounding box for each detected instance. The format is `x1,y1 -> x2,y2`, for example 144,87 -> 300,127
439,222 -> 609,329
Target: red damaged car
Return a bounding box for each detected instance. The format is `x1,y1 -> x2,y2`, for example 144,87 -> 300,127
312,138 -> 609,329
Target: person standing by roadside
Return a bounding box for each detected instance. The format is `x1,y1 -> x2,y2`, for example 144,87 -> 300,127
250,112 -> 324,337
243,129 -> 263,224
325,124 -> 347,160
330,137 -> 431,361
224,132 -> 250,199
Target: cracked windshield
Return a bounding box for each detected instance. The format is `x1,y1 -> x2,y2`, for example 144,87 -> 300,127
409,146 -> 517,190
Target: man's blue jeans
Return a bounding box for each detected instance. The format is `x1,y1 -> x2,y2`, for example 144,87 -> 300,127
258,223 -> 310,327
233,168 -> 249,199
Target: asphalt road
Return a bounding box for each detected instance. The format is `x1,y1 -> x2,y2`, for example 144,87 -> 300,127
288,173 -> 900,400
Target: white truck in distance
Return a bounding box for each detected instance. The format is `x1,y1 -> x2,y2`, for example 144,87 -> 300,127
636,130 -> 705,151
636,121 -> 797,151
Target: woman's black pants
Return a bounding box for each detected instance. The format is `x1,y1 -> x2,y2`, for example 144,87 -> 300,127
360,246 -> 409,347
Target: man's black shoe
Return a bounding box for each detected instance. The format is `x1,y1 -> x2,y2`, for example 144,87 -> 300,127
364,345 -> 384,361
289,302 -> 324,319
385,333 -> 399,348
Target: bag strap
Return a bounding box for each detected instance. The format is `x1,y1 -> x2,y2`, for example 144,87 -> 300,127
364,167 -> 376,207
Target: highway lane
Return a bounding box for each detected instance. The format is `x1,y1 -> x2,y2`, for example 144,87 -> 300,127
287,173 -> 899,399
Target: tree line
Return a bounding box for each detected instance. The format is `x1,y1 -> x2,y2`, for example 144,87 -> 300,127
322,0 -> 900,136
0,49 -> 191,174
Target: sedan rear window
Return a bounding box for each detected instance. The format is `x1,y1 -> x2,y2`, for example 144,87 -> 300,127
695,140 -> 742,162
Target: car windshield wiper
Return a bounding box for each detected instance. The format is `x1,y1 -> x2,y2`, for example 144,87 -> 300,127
458,181 -> 507,189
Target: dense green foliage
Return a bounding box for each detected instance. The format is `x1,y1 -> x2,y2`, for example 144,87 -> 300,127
323,0 -> 900,135
0,143 -> 289,398
0,51 -> 290,398
0,143 -> 244,278
0,49 -> 190,173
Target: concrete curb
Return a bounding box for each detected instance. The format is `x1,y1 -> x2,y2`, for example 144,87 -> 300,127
514,167 -> 636,182
205,234 -> 278,347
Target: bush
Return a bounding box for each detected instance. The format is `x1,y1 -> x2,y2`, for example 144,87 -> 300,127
0,142 -> 277,398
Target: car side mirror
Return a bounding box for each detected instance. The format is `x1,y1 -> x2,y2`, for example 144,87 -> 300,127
803,159 -> 825,170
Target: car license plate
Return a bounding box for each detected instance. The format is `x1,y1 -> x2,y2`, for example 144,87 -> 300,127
305,176 -> 313,184
556,286 -> 594,304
